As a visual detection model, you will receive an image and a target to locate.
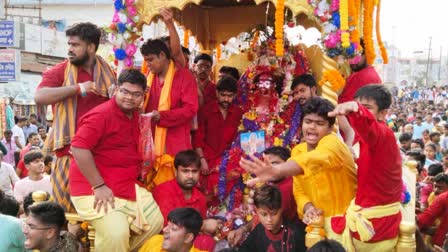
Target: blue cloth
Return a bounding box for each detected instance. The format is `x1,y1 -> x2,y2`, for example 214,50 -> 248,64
5,105 -> 14,130
22,124 -> 37,139
0,214 -> 27,252
413,124 -> 425,140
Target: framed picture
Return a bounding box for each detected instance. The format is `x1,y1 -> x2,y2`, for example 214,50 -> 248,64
240,130 -> 265,155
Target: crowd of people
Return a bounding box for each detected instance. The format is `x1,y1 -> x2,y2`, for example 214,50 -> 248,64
0,7 -> 448,252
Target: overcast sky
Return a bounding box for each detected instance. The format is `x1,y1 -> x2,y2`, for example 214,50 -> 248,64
381,0 -> 445,58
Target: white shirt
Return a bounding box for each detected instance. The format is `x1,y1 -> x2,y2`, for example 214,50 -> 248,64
11,125 -> 25,149
13,175 -> 52,203
0,162 -> 19,197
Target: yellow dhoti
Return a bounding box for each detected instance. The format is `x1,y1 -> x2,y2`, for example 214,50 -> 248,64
72,185 -> 163,251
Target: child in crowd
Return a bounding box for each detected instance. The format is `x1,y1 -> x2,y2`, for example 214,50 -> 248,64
419,163 -> 444,210
13,151 -> 52,203
424,143 -> 440,170
238,184 -> 306,252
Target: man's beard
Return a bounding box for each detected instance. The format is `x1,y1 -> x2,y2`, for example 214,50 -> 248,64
219,101 -> 230,108
69,53 -> 90,66
350,61 -> 368,72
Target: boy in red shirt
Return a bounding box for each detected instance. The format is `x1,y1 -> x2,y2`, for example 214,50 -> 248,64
329,84 -> 402,252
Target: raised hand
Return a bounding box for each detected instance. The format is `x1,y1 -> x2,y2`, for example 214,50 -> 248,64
327,101 -> 359,117
239,154 -> 276,186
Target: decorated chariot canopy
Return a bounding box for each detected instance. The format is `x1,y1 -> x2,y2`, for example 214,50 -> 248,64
111,0 -> 388,104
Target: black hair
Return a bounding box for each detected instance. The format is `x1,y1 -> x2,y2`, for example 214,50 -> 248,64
354,85 -> 392,111
44,155 -> 53,166
399,133 -> 412,143
219,66 -> 240,80
29,113 -> 37,119
23,192 -> 52,216
415,116 -> 423,121
37,126 -> 45,131
302,97 -> 336,127
263,146 -> 291,161
28,132 -> 39,140
216,76 -> 238,94
28,201 -> 66,230
433,173 -> 448,185
24,151 -> 44,165
17,117 -> 27,123
254,184 -> 282,210
428,163 -> 444,177
307,239 -> 346,252
425,143 -> 437,152
4,130 -> 12,136
65,22 -> 101,51
429,132 -> 441,140
406,149 -> 426,173
140,39 -> 171,59
174,150 -> 201,170
0,193 -> 20,217
182,46 -> 191,55
117,69 -> 147,91
411,139 -> 424,149
193,53 -> 213,64
167,208 -> 203,239
291,74 -> 317,90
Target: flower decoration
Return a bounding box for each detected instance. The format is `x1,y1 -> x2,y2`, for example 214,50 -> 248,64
107,0 -> 142,69
308,0 -> 387,63
274,0 -> 285,57
319,69 -> 346,92
401,183 -> 411,205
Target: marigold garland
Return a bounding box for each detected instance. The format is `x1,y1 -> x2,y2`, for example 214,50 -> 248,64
183,29 -> 189,48
216,44 -> 222,61
339,0 -> 350,48
363,0 -> 376,65
275,0 -> 285,57
375,0 -> 388,64
319,69 -> 346,92
141,60 -> 148,75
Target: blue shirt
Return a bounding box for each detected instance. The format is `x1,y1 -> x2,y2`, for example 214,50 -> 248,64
22,124 -> 37,139
0,214 -> 27,252
413,124 -> 425,139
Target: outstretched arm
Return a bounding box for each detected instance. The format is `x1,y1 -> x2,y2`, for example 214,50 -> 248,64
160,8 -> 186,68
240,154 -> 303,186
35,81 -> 98,105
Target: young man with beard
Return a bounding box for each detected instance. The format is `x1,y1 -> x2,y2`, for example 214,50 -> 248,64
22,202 -> 78,252
152,150 -> 222,251
240,97 -> 357,241
69,69 -> 163,251
139,208 -> 203,252
193,76 -> 243,193
34,22 -> 116,213
338,39 -> 382,103
141,39 -> 198,186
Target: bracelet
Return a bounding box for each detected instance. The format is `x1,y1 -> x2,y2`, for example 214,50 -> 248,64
79,84 -> 87,97
92,183 -> 105,190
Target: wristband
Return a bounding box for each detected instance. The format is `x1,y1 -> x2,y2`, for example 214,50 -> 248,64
92,183 -> 105,190
79,84 -> 87,97
75,84 -> 81,94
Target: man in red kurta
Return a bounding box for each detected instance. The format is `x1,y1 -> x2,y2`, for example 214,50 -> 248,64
34,23 -> 115,212
152,150 -> 221,251
193,76 -> 243,195
69,69 -> 163,251
417,190 -> 448,247
141,39 -> 198,157
338,40 -> 382,104
193,53 -> 217,106
329,85 -> 402,252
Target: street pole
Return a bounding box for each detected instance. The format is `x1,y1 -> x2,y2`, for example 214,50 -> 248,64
425,37 -> 432,87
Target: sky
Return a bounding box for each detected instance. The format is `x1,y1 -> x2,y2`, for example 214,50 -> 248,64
380,0 -> 446,58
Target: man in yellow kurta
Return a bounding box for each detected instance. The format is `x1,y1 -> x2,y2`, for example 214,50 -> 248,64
240,97 -> 357,238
